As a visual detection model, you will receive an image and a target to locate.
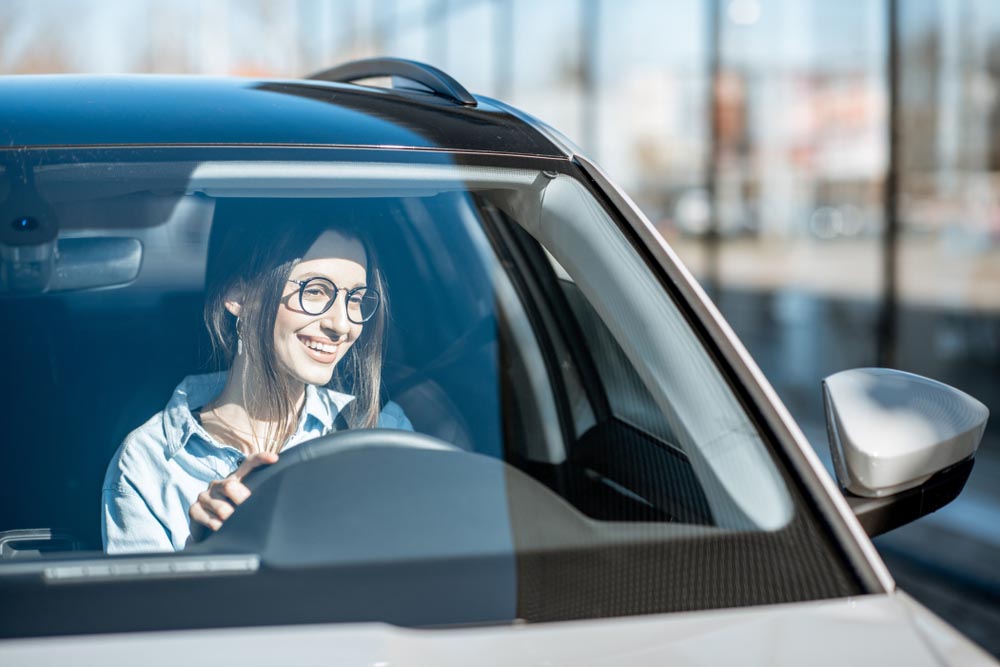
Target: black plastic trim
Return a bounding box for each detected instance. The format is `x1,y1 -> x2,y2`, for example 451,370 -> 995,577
845,456 -> 975,538
308,57 -> 478,107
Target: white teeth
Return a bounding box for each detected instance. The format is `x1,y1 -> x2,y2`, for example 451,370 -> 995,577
302,339 -> 336,353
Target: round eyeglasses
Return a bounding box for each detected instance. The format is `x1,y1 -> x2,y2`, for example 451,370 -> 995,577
287,277 -> 380,324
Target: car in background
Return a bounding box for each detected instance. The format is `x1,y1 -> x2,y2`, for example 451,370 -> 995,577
0,59 -> 993,665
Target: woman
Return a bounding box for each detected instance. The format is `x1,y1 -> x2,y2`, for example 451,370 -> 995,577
102,201 -> 411,553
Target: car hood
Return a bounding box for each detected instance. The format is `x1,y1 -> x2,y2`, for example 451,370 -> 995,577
0,592 -> 994,666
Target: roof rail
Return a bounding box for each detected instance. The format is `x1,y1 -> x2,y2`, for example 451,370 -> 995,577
307,58 -> 477,107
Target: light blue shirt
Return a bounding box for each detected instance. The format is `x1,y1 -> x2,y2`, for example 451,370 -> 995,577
102,372 -> 412,554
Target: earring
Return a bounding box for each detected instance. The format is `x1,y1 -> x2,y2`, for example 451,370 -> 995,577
236,316 -> 244,356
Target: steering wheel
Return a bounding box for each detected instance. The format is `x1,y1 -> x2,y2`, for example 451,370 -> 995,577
242,429 -> 461,492
189,429 -> 463,545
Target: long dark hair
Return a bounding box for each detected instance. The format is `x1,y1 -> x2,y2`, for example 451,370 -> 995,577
204,199 -> 388,452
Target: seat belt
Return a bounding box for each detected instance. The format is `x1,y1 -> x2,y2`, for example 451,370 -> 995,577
333,411 -> 351,432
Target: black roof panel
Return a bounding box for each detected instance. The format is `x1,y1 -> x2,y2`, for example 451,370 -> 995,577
0,75 -> 564,156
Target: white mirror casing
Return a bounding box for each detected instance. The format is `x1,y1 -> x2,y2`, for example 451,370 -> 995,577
822,368 -> 988,498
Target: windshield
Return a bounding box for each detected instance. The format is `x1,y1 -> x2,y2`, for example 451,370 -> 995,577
0,147 -> 860,635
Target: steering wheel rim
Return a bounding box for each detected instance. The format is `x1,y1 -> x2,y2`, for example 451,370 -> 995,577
189,429 -> 462,545
242,428 -> 462,493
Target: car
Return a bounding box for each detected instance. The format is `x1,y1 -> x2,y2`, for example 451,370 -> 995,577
0,58 -> 994,665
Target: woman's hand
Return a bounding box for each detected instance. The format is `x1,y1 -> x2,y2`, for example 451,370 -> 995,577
188,452 -> 278,532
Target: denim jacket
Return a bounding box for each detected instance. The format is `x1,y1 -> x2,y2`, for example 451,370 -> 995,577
102,372 -> 412,554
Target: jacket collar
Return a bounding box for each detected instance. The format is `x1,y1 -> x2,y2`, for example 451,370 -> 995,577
163,372 -> 351,458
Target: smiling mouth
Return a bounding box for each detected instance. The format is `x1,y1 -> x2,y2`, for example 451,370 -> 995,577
297,335 -> 340,363
298,335 -> 339,353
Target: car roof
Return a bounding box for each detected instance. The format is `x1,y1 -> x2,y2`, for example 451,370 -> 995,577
0,74 -> 567,157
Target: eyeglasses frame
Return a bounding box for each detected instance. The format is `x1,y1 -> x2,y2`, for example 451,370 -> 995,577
287,277 -> 380,324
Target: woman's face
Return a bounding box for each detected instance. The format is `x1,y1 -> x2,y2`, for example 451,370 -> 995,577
273,229 -> 369,387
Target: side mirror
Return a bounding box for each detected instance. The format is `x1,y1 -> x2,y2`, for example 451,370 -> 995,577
822,368 -> 988,537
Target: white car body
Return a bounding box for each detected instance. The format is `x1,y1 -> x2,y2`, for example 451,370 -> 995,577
2,593 -> 994,667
